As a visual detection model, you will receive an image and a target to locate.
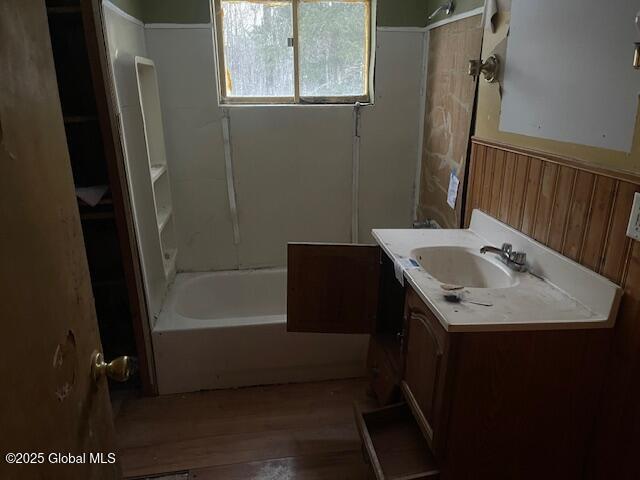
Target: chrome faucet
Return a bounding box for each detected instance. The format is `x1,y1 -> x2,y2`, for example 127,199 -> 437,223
480,243 -> 527,272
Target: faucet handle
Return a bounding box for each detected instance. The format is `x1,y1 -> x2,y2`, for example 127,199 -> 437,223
511,251 -> 527,266
501,243 -> 512,254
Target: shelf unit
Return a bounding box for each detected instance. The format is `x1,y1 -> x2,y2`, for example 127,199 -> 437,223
150,164 -> 167,183
135,56 -> 177,280
157,206 -> 172,232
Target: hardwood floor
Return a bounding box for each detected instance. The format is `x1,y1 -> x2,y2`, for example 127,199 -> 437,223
115,378 -> 375,479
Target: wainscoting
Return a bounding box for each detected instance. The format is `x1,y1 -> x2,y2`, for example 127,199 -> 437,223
465,137 -> 640,478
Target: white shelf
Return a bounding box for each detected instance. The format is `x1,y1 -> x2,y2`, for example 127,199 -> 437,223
157,207 -> 172,232
150,164 -> 167,183
136,55 -> 177,284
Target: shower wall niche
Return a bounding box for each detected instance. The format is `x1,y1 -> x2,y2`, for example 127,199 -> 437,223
135,56 -> 177,280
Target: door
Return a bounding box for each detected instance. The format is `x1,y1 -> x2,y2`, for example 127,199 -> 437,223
0,1 -> 120,478
287,243 -> 381,333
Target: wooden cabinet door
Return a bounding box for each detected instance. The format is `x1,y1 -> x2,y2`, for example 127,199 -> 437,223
403,313 -> 443,435
402,289 -> 451,455
287,243 -> 380,334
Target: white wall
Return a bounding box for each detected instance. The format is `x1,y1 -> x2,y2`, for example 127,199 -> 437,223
230,106 -> 354,267
500,0 -> 639,152
144,24 -> 425,271
103,4 -> 167,321
360,30 -> 425,242
144,26 -> 238,271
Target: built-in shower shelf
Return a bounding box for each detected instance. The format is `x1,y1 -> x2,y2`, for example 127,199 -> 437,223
157,207 -> 172,232
135,55 -> 177,282
150,164 -> 167,183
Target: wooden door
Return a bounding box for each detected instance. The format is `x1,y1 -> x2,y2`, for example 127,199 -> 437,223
0,1 -> 120,479
287,243 -> 380,333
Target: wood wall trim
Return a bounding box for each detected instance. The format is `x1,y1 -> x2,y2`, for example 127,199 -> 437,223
472,137 -> 640,186
466,138 -> 640,478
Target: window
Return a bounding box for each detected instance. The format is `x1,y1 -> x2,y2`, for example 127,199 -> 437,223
213,0 -> 374,104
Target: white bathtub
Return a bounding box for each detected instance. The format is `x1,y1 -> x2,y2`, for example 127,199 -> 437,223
152,268 -> 368,394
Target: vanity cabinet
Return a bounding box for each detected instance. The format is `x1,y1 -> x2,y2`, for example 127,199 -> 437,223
287,242 -> 612,480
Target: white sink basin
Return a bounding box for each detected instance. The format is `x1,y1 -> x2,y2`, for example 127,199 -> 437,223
373,210 -> 622,332
411,246 -> 517,289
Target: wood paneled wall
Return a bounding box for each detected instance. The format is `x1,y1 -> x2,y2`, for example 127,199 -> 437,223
465,137 -> 640,479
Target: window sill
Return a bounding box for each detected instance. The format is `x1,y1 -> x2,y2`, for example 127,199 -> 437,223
218,101 -> 374,108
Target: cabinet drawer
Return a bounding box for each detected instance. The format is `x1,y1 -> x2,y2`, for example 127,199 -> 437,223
354,402 -> 440,480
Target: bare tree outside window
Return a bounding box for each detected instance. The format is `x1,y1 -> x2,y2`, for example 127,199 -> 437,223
221,2 -> 294,97
299,1 -> 367,97
214,0 -> 373,104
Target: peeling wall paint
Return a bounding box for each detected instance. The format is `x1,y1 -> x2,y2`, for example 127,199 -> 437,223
418,14 -> 483,228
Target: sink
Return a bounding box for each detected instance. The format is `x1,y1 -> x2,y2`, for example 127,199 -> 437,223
411,246 -> 517,289
373,210 -> 622,330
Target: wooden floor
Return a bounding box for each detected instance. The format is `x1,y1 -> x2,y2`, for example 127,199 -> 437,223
114,378 -> 376,479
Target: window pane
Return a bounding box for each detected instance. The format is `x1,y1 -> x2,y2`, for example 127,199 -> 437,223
221,1 -> 294,97
298,1 -> 368,98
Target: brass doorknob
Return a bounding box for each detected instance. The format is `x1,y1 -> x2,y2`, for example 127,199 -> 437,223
91,351 -> 134,384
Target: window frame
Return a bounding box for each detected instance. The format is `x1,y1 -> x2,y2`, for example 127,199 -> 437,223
212,0 -> 374,105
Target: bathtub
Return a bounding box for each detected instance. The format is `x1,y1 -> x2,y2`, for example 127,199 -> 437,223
153,268 -> 369,394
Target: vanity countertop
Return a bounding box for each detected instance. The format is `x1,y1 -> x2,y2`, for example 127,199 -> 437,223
372,210 -> 622,333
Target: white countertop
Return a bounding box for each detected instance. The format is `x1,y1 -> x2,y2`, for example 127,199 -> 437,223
372,210 -> 622,333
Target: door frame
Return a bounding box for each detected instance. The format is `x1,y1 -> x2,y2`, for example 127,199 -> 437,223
82,0 -> 157,395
